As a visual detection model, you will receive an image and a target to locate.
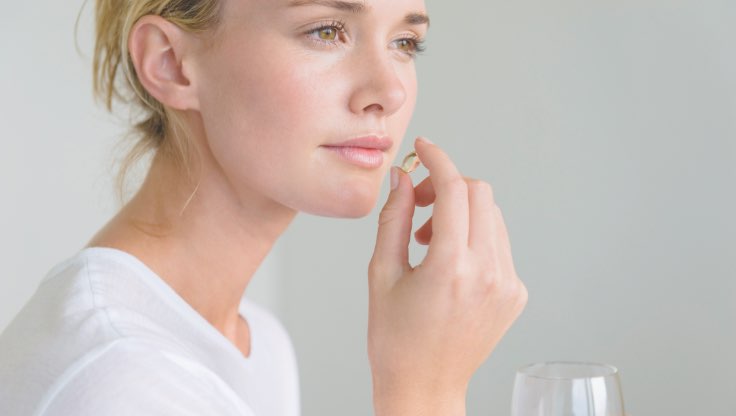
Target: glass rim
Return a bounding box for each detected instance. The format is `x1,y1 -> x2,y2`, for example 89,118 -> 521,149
516,361 -> 620,381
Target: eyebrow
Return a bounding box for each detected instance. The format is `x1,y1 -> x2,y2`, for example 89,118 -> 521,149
288,0 -> 431,28
404,12 -> 430,28
289,0 -> 366,13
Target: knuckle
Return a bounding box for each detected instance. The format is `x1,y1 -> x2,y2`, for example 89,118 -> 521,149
512,279 -> 529,309
367,257 -> 380,276
442,255 -> 470,278
481,277 -> 500,297
478,266 -> 501,294
367,253 -> 391,280
518,281 -> 529,305
442,177 -> 469,196
377,207 -> 398,227
436,256 -> 472,292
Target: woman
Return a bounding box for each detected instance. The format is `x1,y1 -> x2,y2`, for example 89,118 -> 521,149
0,0 -> 528,414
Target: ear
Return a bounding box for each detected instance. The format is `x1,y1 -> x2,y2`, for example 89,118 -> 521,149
128,15 -> 200,111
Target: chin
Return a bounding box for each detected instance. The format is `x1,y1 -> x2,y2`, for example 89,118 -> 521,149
301,183 -> 379,218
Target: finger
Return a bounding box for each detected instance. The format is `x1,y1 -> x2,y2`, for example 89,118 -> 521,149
413,176 -> 434,207
467,180 -> 496,254
369,167 -> 415,291
413,137 -> 469,256
415,176 -> 477,208
414,216 -> 433,245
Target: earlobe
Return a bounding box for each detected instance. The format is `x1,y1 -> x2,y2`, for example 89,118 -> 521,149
128,15 -> 200,111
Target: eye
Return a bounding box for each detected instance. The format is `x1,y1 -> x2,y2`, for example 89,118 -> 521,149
393,37 -> 427,58
306,21 -> 346,44
396,39 -> 414,52
317,27 -> 338,41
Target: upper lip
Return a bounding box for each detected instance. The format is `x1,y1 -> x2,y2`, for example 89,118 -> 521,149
324,135 -> 393,151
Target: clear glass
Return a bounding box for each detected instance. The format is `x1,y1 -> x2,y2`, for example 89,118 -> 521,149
511,362 -> 627,416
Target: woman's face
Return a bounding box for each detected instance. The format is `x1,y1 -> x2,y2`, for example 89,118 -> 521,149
191,0 -> 428,218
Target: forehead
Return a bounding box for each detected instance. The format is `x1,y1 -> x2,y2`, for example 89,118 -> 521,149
217,0 -> 429,34
258,0 -> 429,22
285,0 -> 425,10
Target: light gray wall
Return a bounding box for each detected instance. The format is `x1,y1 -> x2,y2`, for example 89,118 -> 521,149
279,1 -> 735,415
0,1 -> 285,330
2,1 -> 734,416
1,2 -> 118,331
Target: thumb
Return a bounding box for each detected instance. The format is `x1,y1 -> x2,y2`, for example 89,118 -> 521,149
369,167 -> 415,290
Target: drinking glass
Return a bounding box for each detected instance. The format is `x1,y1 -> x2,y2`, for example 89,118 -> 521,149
511,361 -> 626,416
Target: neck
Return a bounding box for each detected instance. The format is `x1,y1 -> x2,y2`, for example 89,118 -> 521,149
88,150 -> 297,344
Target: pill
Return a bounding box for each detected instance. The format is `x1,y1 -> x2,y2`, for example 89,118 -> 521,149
400,150 -> 421,173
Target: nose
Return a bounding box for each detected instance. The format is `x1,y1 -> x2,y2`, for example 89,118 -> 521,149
348,46 -> 408,117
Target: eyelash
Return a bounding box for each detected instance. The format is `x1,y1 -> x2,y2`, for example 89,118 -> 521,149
305,20 -> 427,59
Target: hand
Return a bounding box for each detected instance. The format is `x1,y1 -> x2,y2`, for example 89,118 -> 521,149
368,137 -> 528,414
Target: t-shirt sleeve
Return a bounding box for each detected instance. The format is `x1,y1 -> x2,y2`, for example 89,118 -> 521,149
39,341 -> 256,416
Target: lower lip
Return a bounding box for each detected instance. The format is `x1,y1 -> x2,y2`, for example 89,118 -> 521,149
323,146 -> 385,168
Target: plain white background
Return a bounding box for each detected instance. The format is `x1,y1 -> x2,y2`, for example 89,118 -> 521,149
2,1 -> 734,415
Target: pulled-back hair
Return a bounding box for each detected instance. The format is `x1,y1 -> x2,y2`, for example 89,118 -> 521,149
92,0 -> 221,200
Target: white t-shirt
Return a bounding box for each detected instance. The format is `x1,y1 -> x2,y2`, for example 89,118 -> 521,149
0,247 -> 300,415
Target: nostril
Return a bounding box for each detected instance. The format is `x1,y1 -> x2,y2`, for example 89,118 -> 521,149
363,103 -> 384,113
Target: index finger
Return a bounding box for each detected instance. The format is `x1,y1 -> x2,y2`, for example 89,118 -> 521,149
413,137 -> 469,256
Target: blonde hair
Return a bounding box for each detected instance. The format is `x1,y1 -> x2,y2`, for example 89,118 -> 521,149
92,0 -> 221,201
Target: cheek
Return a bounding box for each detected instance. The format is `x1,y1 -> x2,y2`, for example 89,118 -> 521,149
206,53 -> 318,141
194,38 -> 416,218
391,66 -> 418,132
195,44 -> 373,213
197,43 -> 326,172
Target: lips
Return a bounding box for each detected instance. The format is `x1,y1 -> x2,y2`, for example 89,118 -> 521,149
321,136 -> 391,169
323,136 -> 393,151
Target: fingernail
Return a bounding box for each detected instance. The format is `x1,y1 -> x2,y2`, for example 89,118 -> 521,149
390,167 -> 399,190
416,137 -> 433,145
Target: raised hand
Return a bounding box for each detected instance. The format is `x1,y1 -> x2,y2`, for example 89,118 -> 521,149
368,137 -> 528,415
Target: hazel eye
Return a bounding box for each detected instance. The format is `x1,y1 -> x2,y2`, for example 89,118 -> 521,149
393,37 -> 426,58
306,21 -> 346,44
396,39 -> 415,53
318,27 -> 338,41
